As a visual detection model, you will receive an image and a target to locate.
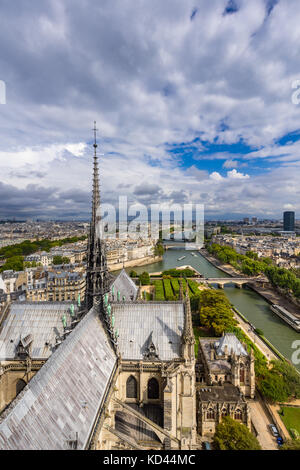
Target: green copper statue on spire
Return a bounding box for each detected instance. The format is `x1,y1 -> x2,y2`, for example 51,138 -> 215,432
107,304 -> 111,316
70,304 -> 75,317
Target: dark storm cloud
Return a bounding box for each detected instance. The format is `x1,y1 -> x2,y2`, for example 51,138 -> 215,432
133,183 -> 162,196
10,170 -> 46,179
0,181 -> 90,219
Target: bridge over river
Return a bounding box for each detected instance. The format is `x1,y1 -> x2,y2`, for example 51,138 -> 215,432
199,277 -> 266,288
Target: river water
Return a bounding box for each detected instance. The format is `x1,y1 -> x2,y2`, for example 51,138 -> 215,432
125,248 -> 300,369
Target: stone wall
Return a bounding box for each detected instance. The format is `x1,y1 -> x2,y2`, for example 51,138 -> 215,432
109,256 -> 162,272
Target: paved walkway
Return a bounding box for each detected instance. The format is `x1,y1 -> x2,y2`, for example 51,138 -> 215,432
247,399 -> 278,450
269,404 -> 291,441
233,312 -> 277,362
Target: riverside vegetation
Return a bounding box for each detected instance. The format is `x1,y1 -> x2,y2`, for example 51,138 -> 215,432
207,242 -> 300,299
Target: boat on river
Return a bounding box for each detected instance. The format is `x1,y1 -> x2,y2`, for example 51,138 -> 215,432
270,304 -> 300,332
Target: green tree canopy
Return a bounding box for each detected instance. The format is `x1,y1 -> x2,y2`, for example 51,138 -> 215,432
259,371 -> 290,403
129,270 -> 138,278
198,289 -> 237,336
281,440 -> 300,450
213,416 -> 261,450
0,255 -> 24,272
139,271 -> 150,286
52,255 -> 70,265
154,242 -> 164,256
268,360 -> 300,400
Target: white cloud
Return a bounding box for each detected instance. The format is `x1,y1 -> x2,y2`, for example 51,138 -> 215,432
283,203 -> 295,210
223,159 -> 239,168
210,172 -> 224,181
227,169 -> 250,179
0,0 -> 299,218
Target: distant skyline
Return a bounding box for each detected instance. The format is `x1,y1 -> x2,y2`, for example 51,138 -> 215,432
0,1 -> 300,220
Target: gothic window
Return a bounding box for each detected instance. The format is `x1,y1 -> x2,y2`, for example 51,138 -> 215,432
240,366 -> 245,383
126,376 -> 138,399
148,378 -> 159,399
234,409 -> 242,420
222,409 -> 227,418
16,379 -> 26,396
207,408 -> 215,420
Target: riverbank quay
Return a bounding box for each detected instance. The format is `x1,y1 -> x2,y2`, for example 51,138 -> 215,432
248,281 -> 300,319
232,307 -> 279,362
108,255 -> 162,272
199,248 -> 238,276
200,248 -> 300,318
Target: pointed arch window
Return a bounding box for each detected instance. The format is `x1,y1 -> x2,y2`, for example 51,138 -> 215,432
148,378 -> 159,399
207,408 -> 215,420
234,409 -> 242,420
240,366 -> 245,383
126,375 -> 138,398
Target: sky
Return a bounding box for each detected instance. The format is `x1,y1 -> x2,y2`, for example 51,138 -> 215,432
0,0 -> 300,220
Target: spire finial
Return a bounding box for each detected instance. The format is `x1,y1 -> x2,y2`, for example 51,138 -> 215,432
91,121 -> 100,227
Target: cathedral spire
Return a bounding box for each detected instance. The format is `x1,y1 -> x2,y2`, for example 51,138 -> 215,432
85,122 -> 111,313
91,121 -> 100,229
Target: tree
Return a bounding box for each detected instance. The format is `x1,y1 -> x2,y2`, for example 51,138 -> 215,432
270,360 -> 300,399
52,255 -> 70,265
281,440 -> 300,450
214,416 -> 261,450
154,242 -> 164,256
129,270 -> 138,278
199,290 -> 237,336
0,255 -> 24,272
246,250 -> 259,260
259,371 -> 289,403
139,271 -> 150,286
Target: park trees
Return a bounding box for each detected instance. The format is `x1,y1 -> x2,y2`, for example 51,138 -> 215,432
139,271 -> 150,286
213,417 -> 261,450
129,270 -> 138,278
199,289 -> 237,336
52,256 -> 70,265
0,255 -> 24,272
257,360 -> 300,403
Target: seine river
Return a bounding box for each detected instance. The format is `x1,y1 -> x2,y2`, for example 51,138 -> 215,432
126,248 -> 300,370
